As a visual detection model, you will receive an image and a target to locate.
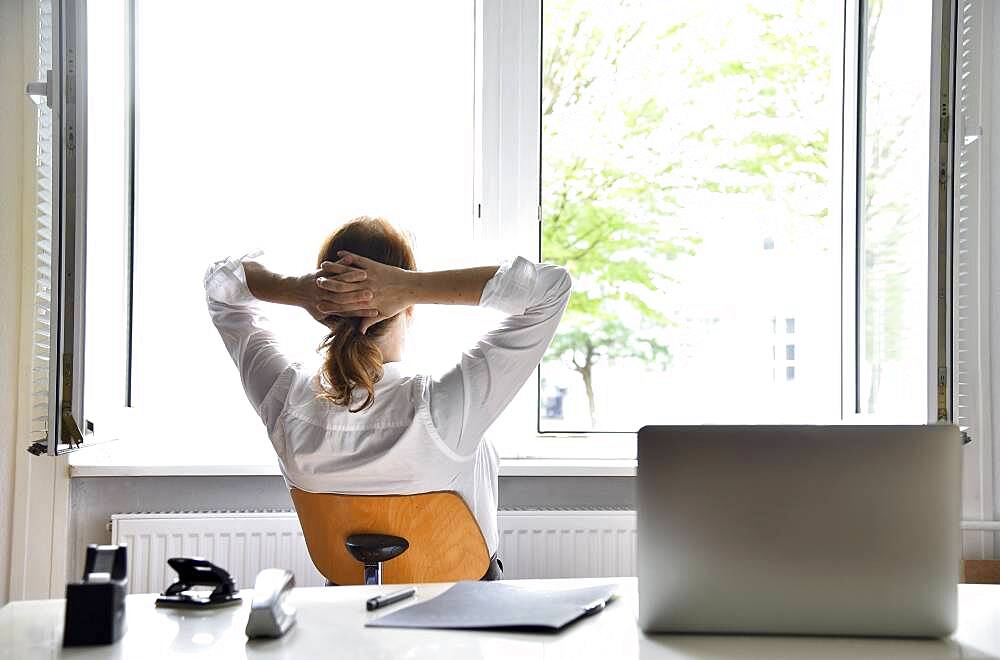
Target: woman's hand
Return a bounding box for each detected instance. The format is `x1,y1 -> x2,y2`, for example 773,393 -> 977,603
243,258 -> 378,329
293,261 -> 379,328
318,251 -> 416,334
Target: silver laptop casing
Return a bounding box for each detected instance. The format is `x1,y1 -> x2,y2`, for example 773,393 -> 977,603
637,425 -> 961,637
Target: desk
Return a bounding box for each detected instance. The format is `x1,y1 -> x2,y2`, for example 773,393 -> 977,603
2,578 -> 999,659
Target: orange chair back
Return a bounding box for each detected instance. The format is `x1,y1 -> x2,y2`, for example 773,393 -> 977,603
289,489 -> 490,585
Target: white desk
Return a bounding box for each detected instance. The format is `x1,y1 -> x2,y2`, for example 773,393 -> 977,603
2,578 -> 999,659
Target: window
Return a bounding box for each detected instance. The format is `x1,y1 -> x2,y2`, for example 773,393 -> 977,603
51,0 -> 953,466
124,1 -> 483,462
540,0 -> 844,431
80,0 -> 502,464
856,0 -> 934,418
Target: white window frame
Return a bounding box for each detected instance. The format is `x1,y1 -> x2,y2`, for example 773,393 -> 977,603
953,0 -> 998,559
10,0 -> 80,601
498,0 -> 945,443
60,0 -> 963,468
841,0 -> 862,422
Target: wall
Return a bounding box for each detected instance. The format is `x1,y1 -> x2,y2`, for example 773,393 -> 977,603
0,0 -> 28,606
67,475 -> 635,579
990,0 -> 1000,539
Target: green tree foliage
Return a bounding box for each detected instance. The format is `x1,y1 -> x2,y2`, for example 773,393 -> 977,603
542,0 -> 835,428
541,1 -> 698,427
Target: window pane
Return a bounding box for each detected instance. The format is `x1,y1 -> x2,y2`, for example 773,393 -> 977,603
540,0 -> 844,431
85,0 -> 129,441
130,1 -> 476,460
857,0 -> 933,419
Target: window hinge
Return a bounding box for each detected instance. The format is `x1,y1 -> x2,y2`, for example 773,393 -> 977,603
25,70 -> 53,108
939,101 -> 949,144
476,203 -> 482,219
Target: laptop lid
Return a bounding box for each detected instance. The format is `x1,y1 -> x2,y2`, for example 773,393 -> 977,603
637,425 -> 961,637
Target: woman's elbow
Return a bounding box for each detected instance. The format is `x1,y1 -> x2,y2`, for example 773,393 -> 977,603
536,264 -> 572,309
552,266 -> 573,304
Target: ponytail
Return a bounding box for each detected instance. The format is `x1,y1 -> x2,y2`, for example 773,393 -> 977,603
315,216 -> 416,412
318,318 -> 385,412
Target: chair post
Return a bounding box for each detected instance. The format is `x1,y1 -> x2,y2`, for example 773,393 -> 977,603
364,562 -> 381,586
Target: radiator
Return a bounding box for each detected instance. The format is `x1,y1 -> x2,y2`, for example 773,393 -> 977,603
498,509 -> 637,579
110,509 -> 638,594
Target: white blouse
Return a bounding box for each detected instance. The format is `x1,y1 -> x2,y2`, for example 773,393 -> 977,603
204,255 -> 572,556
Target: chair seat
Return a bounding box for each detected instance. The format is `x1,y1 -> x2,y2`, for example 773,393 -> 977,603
345,534 -> 409,565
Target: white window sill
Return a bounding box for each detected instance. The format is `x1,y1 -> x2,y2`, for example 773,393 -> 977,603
67,458 -> 637,478
68,430 -> 637,478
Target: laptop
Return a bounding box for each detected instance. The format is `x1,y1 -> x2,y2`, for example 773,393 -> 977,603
637,425 -> 961,637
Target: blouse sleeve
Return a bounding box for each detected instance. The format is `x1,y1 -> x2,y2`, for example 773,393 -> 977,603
424,257 -> 572,456
204,253 -> 296,433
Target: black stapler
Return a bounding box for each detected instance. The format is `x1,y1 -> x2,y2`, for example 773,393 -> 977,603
63,544 -> 129,646
155,557 -> 242,609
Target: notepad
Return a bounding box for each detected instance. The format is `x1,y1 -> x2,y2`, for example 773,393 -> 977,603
366,581 -> 617,631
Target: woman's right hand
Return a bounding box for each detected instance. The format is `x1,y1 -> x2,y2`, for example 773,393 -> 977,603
318,251 -> 416,334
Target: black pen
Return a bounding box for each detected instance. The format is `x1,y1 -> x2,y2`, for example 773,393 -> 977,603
366,587 -> 416,611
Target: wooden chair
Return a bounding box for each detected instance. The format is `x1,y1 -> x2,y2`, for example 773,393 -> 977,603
289,489 -> 490,585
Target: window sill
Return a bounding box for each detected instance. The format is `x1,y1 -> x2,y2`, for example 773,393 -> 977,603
68,430 -> 637,478
67,458 -> 636,478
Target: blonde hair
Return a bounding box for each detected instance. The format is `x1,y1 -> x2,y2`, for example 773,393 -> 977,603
316,217 -> 416,412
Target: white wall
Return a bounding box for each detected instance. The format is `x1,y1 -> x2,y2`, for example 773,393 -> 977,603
0,0 -> 28,606
989,2 -> 1000,546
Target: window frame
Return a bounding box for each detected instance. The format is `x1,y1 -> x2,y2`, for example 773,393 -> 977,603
526,0 -> 896,437
36,0 -> 91,455
952,0 -> 997,559
66,0 -> 956,467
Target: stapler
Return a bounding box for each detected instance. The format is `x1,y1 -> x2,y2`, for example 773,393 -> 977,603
155,557 -> 242,609
245,568 -> 297,639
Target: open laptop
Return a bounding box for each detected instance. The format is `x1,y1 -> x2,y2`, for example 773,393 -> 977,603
637,425 -> 961,637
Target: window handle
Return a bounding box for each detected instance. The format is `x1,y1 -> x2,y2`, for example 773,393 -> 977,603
961,115 -> 982,147
25,69 -> 53,108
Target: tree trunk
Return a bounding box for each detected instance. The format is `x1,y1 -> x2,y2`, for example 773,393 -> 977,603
580,364 -> 597,428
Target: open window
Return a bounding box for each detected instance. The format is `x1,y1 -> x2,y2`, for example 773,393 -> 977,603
29,0 -> 966,466
25,0 -> 92,455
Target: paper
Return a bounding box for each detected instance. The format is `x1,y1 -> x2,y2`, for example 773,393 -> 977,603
366,581 -> 617,630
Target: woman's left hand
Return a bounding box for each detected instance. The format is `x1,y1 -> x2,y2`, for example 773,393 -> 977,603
291,261 -> 378,328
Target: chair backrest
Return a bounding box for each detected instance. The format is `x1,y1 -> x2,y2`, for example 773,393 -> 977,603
289,489 -> 490,585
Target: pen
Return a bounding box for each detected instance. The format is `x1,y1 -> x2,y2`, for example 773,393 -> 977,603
366,587 -> 416,611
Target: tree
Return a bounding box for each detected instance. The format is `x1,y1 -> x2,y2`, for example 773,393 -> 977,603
857,0 -> 920,413
541,0 -> 698,428
684,3 -> 833,233
542,0 -> 837,428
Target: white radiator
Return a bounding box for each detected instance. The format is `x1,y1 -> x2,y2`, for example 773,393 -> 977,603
498,509 -> 637,579
111,509 -> 637,594
111,512 -> 326,593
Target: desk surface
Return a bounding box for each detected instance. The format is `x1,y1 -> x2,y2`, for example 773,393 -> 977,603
2,578 -> 999,659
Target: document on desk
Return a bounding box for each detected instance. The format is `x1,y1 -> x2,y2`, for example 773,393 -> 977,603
366,581 -> 617,631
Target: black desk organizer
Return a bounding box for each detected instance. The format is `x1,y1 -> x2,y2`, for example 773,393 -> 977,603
63,544 -> 128,646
